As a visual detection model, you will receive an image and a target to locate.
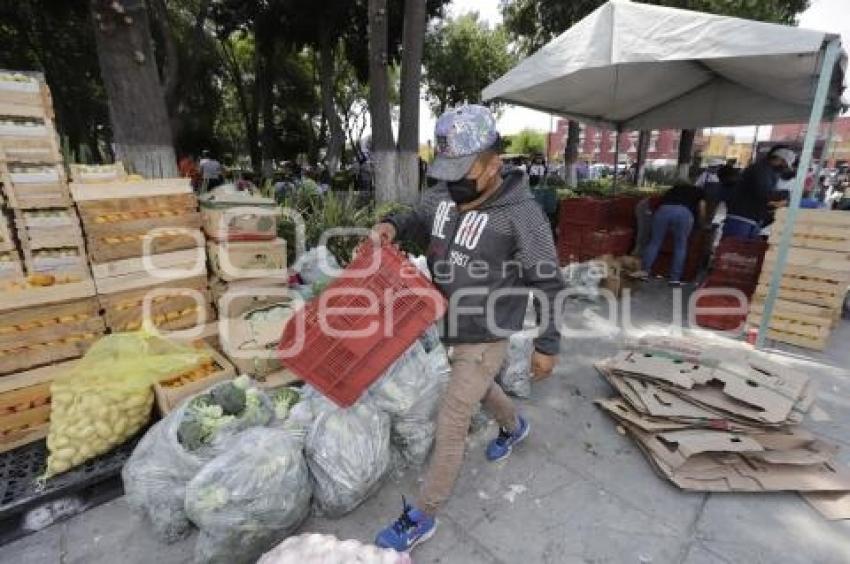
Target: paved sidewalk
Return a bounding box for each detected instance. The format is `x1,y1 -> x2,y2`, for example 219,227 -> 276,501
4,283 -> 850,564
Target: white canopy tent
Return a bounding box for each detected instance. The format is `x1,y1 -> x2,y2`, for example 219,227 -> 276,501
482,0 -> 848,350
482,0 -> 846,130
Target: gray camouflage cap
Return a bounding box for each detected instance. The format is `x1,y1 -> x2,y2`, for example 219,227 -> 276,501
429,104 -> 500,182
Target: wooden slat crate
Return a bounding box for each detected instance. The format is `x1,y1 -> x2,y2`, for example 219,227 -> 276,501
69,178 -> 192,202
98,274 -> 211,333
748,299 -> 835,351
0,249 -> 24,283
14,208 -> 84,250
0,213 -> 14,252
0,359 -> 76,453
0,118 -> 62,165
92,247 -> 207,295
69,162 -> 127,184
20,241 -> 90,281
0,297 -> 104,374
84,214 -> 203,264
153,346 -> 236,414
0,72 -> 53,119
0,277 -> 95,313
1,163 -> 71,209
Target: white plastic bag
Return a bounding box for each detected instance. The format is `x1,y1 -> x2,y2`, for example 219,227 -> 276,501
184,428 -> 312,564
305,400 -> 391,517
293,246 -> 340,286
258,534 -> 412,564
496,331 -> 535,399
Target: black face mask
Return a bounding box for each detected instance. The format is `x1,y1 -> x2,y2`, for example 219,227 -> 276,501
447,177 -> 479,204
779,170 -> 796,181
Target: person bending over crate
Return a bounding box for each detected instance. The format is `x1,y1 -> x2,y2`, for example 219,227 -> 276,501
371,104 -> 565,552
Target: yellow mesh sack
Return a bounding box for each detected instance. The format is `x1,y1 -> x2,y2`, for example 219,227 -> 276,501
43,331 -> 211,478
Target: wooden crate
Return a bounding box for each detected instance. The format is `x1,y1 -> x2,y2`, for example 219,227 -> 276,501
200,195 -> 278,242
1,163 -> 71,209
20,241 -> 89,280
207,238 -> 286,282
0,249 -> 24,283
69,162 -> 127,184
0,277 -> 95,313
0,213 -> 14,252
153,346 -> 236,414
748,299 -> 835,351
14,208 -> 84,251
0,359 -> 77,454
70,178 -> 192,203
764,246 -> 850,274
92,247 -> 207,295
0,297 -> 104,375
0,72 -> 53,118
0,118 -> 61,165
98,274 -> 211,333
85,219 -> 203,264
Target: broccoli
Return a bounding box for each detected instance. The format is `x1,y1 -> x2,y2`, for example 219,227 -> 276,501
210,382 -> 246,416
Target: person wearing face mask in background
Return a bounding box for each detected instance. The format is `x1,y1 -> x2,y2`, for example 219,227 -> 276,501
371,105 -> 565,553
722,146 -> 793,239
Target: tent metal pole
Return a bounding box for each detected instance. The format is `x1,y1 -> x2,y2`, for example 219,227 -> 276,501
613,125 -> 621,191
756,38 -> 841,349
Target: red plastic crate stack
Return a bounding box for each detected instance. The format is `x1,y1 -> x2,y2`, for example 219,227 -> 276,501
278,244 -> 447,407
702,237 -> 768,295
557,197 -> 636,265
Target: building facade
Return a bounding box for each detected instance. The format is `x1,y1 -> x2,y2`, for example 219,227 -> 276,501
770,117 -> 850,167
546,119 -> 702,166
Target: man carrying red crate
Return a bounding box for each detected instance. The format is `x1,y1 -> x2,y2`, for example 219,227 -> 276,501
372,104 -> 565,552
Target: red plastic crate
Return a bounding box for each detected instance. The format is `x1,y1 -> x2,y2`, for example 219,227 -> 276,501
713,237 -> 767,278
694,293 -> 748,331
701,272 -> 756,297
278,244 -> 447,406
585,228 -> 635,257
559,197 -> 612,227
611,196 -> 640,228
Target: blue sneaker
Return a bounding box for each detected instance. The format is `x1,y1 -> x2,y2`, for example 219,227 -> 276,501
486,415 -> 530,462
375,497 -> 437,552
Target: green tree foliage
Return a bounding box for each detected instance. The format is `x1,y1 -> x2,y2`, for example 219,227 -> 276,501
502,0 -> 810,55
504,129 -> 546,156
422,13 -> 517,116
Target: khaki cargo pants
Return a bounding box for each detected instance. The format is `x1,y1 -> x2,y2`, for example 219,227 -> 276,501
417,340 -> 517,515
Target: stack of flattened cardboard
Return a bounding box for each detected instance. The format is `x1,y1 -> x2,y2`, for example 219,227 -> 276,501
595,336 -> 850,519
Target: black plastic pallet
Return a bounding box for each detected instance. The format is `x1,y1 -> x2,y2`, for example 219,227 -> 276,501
0,434 -> 141,546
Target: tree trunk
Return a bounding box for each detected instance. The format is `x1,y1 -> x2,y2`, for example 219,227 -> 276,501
564,120 -> 580,188
396,0 -> 427,204
677,129 -> 696,180
90,0 -> 177,177
636,129 -> 650,186
319,31 -> 345,174
368,0 -> 396,203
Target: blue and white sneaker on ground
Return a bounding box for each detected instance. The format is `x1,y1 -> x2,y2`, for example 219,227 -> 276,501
486,415 -> 530,462
375,497 -> 437,552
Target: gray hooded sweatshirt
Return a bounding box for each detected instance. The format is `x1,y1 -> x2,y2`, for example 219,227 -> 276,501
386,170 -> 564,355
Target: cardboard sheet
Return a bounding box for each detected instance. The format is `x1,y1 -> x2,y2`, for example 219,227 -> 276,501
803,491 -> 850,520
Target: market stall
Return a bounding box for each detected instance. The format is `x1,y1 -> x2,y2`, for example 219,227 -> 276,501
483,0 -> 848,349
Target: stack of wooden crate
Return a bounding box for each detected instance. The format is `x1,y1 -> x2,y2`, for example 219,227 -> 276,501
70,176 -> 213,334
748,208 -> 850,351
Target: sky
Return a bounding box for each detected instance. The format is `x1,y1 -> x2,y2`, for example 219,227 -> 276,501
418,0 -> 850,143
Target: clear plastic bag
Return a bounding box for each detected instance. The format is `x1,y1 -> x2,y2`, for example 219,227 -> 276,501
496,332 -> 535,399
122,378 -> 274,543
419,323 -> 441,353
185,428 -> 312,564
293,246 -> 340,286
305,400 -> 391,517
258,533 -> 413,564
368,341 -> 450,465
44,332 -> 210,478
561,260 -> 605,300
